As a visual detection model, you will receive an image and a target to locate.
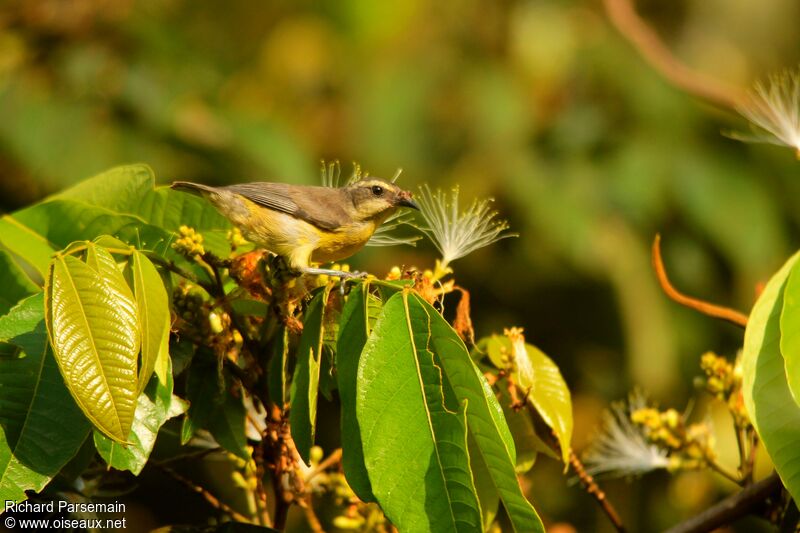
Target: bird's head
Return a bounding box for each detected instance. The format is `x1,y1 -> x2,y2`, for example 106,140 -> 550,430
345,178 -> 419,223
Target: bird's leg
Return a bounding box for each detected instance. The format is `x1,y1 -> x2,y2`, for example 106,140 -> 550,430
298,267 -> 368,279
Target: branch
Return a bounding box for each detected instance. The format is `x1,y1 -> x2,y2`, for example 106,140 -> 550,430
153,463 -> 252,524
569,450 -> 627,533
652,234 -> 749,328
663,473 -> 782,533
603,0 -> 746,110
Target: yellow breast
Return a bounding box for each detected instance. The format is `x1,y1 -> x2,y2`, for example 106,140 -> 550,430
312,222 -> 377,263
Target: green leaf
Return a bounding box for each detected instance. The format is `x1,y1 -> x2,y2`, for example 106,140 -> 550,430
208,384 -> 249,461
0,294 -> 91,502
45,253 -> 140,442
55,163 -> 231,233
336,283 -> 379,502
0,250 -> 39,315
523,343 -> 573,466
469,432 -> 500,531
94,359 -> 186,474
0,215 -> 56,279
54,164 -> 154,213
7,198 -> 214,282
181,356 -> 225,444
497,385 -> 547,472
480,333 -> 571,466
410,294 -> 544,533
290,287 -> 331,463
268,327 -> 289,407
780,260 -> 800,406
131,250 -> 171,393
357,291 -> 483,533
743,251 -> 800,503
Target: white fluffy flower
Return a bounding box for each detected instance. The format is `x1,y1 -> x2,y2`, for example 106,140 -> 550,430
416,185 -> 517,270
582,391 -> 670,478
733,68 -> 800,157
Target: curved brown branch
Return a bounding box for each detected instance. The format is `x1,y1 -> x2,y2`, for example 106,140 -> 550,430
569,451 -> 627,533
153,463 -> 252,523
603,0 -> 746,110
652,234 -> 748,328
663,473 -> 782,533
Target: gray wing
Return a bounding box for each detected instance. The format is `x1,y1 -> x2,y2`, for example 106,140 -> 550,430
223,182 -> 349,231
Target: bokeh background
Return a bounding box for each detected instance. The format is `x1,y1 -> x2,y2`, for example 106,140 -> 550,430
2,0 -> 800,531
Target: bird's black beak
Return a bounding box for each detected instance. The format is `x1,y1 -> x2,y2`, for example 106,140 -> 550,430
395,191 -> 420,210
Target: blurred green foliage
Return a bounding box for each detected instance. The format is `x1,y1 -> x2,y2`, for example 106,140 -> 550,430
2,0 -> 800,530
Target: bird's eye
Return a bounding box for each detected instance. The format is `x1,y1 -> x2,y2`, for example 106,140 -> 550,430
371,185 -> 384,196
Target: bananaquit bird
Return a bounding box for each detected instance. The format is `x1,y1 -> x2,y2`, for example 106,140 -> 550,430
171,178 -> 419,278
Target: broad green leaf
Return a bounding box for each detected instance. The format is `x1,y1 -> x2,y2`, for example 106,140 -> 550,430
54,164 -> 154,213
181,356 -> 225,444
94,359 -> 186,474
208,384 -> 249,461
497,386 -> 546,472
357,291 -> 483,533
480,334 -> 570,466
54,163 -> 231,233
743,251 -> 800,502
8,198 -> 216,282
268,327 -> 289,407
131,250 -> 171,393
780,261 -> 800,406
290,287 -> 331,463
0,215 -> 55,279
0,294 -> 90,502
46,254 -> 140,442
336,283 -> 377,502
410,294 -> 544,532
469,432 -> 500,531
523,343 -> 573,466
0,250 -> 39,315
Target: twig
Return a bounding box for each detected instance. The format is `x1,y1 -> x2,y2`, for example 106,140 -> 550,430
153,463 -> 252,524
745,432 -> 759,485
735,427 -> 747,481
652,234 -> 749,328
569,451 -> 627,533
663,473 -> 782,533
150,446 -> 222,466
303,497 -> 325,533
307,448 -> 343,481
706,458 -> 743,486
603,0 -> 746,110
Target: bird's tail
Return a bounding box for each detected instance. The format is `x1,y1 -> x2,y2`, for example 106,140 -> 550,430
170,181 -> 217,196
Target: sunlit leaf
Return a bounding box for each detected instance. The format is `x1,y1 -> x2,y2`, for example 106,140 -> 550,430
94,359 -> 186,474
0,250 -> 39,315
523,343 -> 573,466
410,294 -> 544,532
780,260 -> 800,406
131,250 -> 171,393
357,291 -> 483,533
45,253 -> 140,442
742,251 -> 800,502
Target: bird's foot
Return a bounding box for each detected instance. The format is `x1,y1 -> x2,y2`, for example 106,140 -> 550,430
299,267 -> 368,279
